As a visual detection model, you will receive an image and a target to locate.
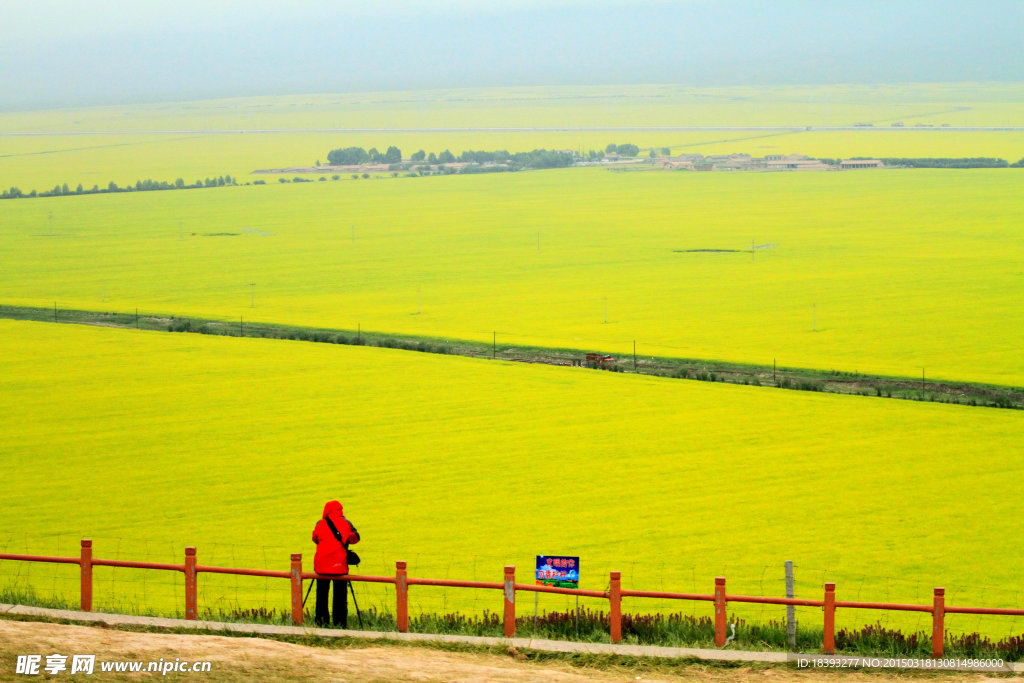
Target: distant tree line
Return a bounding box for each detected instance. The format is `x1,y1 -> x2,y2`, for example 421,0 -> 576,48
605,143 -> 640,157
873,157 -> 1010,169
408,149 -> 457,164
326,146 -> 402,165
411,148 -> 575,171
463,149 -> 576,169
327,143 -> 644,171
2,175 -> 237,200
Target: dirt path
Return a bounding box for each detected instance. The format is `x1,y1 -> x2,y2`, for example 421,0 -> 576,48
0,619 -> 1003,682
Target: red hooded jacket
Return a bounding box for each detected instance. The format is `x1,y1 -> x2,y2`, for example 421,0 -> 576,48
312,500 -> 359,575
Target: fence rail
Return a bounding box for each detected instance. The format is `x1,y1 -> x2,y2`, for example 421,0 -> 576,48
2,540 -> 1022,657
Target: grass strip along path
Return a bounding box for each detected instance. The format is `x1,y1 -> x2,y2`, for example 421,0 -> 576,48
3,304 -> 1020,411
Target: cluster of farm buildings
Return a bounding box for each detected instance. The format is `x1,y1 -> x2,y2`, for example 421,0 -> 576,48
661,153 -> 883,171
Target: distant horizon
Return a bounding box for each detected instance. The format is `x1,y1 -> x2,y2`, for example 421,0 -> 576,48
2,0 -> 1022,111
4,79 -> 1024,117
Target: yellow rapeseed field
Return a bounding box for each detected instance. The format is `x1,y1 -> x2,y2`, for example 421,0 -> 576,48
690,129 -> 1024,161
1,167 -> 1021,386
3,82 -> 1021,133
0,321 -> 1021,634
0,130 -> 740,192
3,127 -> 1023,193
3,83 -> 1023,190
2,83 -> 1022,639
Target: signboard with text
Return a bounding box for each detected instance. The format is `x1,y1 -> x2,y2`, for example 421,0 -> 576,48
535,555 -> 579,589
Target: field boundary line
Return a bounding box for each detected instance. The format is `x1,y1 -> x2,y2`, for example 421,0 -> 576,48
2,303 -> 1021,410
9,603 -> 1020,672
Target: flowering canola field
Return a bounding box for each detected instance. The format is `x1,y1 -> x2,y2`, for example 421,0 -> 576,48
1,320 -> 1022,635
3,82 -> 1023,190
2,84 -> 1022,639
1,167 -> 1021,385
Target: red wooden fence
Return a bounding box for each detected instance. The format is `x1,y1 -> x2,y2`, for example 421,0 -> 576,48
2,539 -> 1022,657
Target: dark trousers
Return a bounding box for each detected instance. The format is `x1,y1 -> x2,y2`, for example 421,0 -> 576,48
315,578 -> 348,627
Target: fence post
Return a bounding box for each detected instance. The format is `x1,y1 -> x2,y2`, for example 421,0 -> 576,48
932,587 -> 945,658
396,561 -> 409,633
503,565 -> 516,638
714,577 -> 727,646
785,560 -> 796,650
823,582 -> 836,654
184,547 -> 197,620
80,539 -> 93,612
290,553 -> 303,626
609,571 -> 622,643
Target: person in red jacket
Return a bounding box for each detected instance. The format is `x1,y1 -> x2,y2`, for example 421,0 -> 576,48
311,500 -> 360,627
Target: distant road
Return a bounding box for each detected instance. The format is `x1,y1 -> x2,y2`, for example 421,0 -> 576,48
3,126 -> 1024,136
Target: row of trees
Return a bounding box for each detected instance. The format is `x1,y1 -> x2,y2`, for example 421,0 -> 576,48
325,146 -> 579,170
2,176 -> 237,200
325,146 -> 401,166
876,157 -> 1011,169
510,149 -> 575,169
604,143 -> 640,157
441,148 -> 576,170
325,143 -> 650,168
409,149 -> 457,164
812,157 -> 1024,168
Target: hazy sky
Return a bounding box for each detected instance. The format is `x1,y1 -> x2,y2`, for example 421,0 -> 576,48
1,0 -> 1021,110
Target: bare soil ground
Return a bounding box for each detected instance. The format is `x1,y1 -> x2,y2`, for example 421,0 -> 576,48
0,619 -> 1001,682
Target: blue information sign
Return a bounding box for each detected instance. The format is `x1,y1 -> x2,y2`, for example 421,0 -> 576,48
535,555 -> 580,588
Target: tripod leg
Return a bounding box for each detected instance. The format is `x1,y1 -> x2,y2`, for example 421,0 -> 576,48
302,579 -> 314,607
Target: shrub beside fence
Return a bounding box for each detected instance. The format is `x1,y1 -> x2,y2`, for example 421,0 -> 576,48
2,539 -> 1023,657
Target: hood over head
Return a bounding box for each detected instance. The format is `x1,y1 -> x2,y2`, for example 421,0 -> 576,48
322,500 -> 343,519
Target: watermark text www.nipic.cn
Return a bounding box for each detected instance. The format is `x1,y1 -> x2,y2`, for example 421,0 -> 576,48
796,656 -> 1006,670
15,654 -> 213,676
